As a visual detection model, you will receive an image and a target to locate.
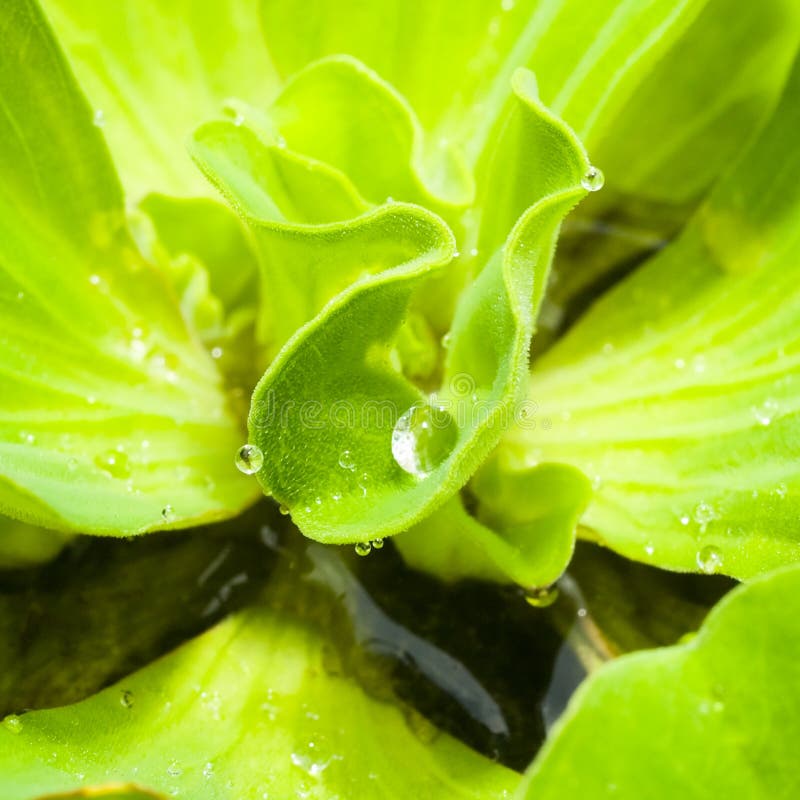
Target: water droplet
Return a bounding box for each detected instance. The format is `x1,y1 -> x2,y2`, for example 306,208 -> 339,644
371,538 -> 384,550
645,544 -> 655,556
469,247 -> 479,257
696,545 -> 723,574
166,761 -> 183,778
89,274 -> 101,286
441,332 -> 452,349
391,402 -> 458,477
203,762 -> 215,779
2,714 -> 22,734
93,109 -> 105,127
120,690 -> 134,709
775,482 -> 788,499
161,505 -> 175,522
95,449 -> 130,479
581,165 -> 605,192
279,504 -> 290,516
211,346 -> 223,359
233,114 -> 245,127
354,541 -> 372,557
693,502 -> 716,526
679,515 -> 690,526
751,398 -> 779,426
338,450 -> 355,471
235,444 -> 264,475
524,586 -> 559,608
674,358 -> 686,370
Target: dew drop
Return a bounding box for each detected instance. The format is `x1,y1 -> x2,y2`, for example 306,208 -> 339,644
524,585 -> 559,608
469,247 -> 479,257
693,502 -> 716,526
2,714 -> 22,734
441,332 -> 453,349
581,165 -> 605,192
775,482 -> 788,499
94,449 -> 130,479
211,346 -> 223,360
166,761 -> 183,778
391,402 -> 458,478
751,398 -> 779,426
161,505 -> 175,522
371,538 -> 385,550
93,109 -> 105,128
696,545 -> 723,574
338,450 -> 356,471
354,541 -> 372,557
120,690 -> 134,709
235,444 -> 264,475
278,504 -> 290,516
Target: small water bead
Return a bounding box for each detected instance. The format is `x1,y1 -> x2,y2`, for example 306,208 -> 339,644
235,444 -> 264,475
161,504 -> 175,522
2,714 -> 22,734
338,450 -> 356,471
120,690 -> 134,709
441,332 -> 453,349
524,585 -> 559,608
693,502 -> 717,526
752,398 -> 779,426
354,541 -> 372,557
166,761 -> 183,778
211,346 -> 223,360
391,402 -> 458,478
279,504 -> 290,516
371,538 -> 385,550
233,114 -> 245,127
93,109 -> 105,128
94,449 -> 130,479
696,545 -> 723,574
581,165 -> 605,192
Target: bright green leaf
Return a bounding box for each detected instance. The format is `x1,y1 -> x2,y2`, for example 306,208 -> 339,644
395,463 -> 591,588
0,515 -> 69,569
500,55 -> 800,579
41,0 -> 277,200
36,786 -> 165,800
519,564 -> 800,798
238,77 -> 589,544
0,0 -> 256,535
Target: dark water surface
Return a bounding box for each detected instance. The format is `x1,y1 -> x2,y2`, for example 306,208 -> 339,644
0,501 -> 734,770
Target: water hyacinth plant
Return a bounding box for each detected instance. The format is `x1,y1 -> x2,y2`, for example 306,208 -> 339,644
2,0 -> 800,796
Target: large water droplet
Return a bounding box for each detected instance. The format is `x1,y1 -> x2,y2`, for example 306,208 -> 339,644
696,545 -> 723,574
354,541 -> 372,557
391,403 -> 458,477
235,444 -> 264,475
524,585 -> 559,608
581,165 -> 605,192
95,449 -> 130,479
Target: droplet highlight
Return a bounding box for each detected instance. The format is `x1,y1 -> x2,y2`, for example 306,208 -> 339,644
391,402 -> 458,478
696,545 -> 723,575
235,444 -> 264,475
2,714 -> 22,734
524,586 -> 559,608
354,541 -> 372,557
581,165 -> 605,192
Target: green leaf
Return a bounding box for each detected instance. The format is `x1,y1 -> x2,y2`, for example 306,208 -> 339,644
0,593 -> 519,799
41,0 -> 277,200
0,0 -> 256,535
396,464 -> 591,588
234,76 -> 589,544
0,515 -> 69,569
519,564 -> 800,798
499,55 -> 800,579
